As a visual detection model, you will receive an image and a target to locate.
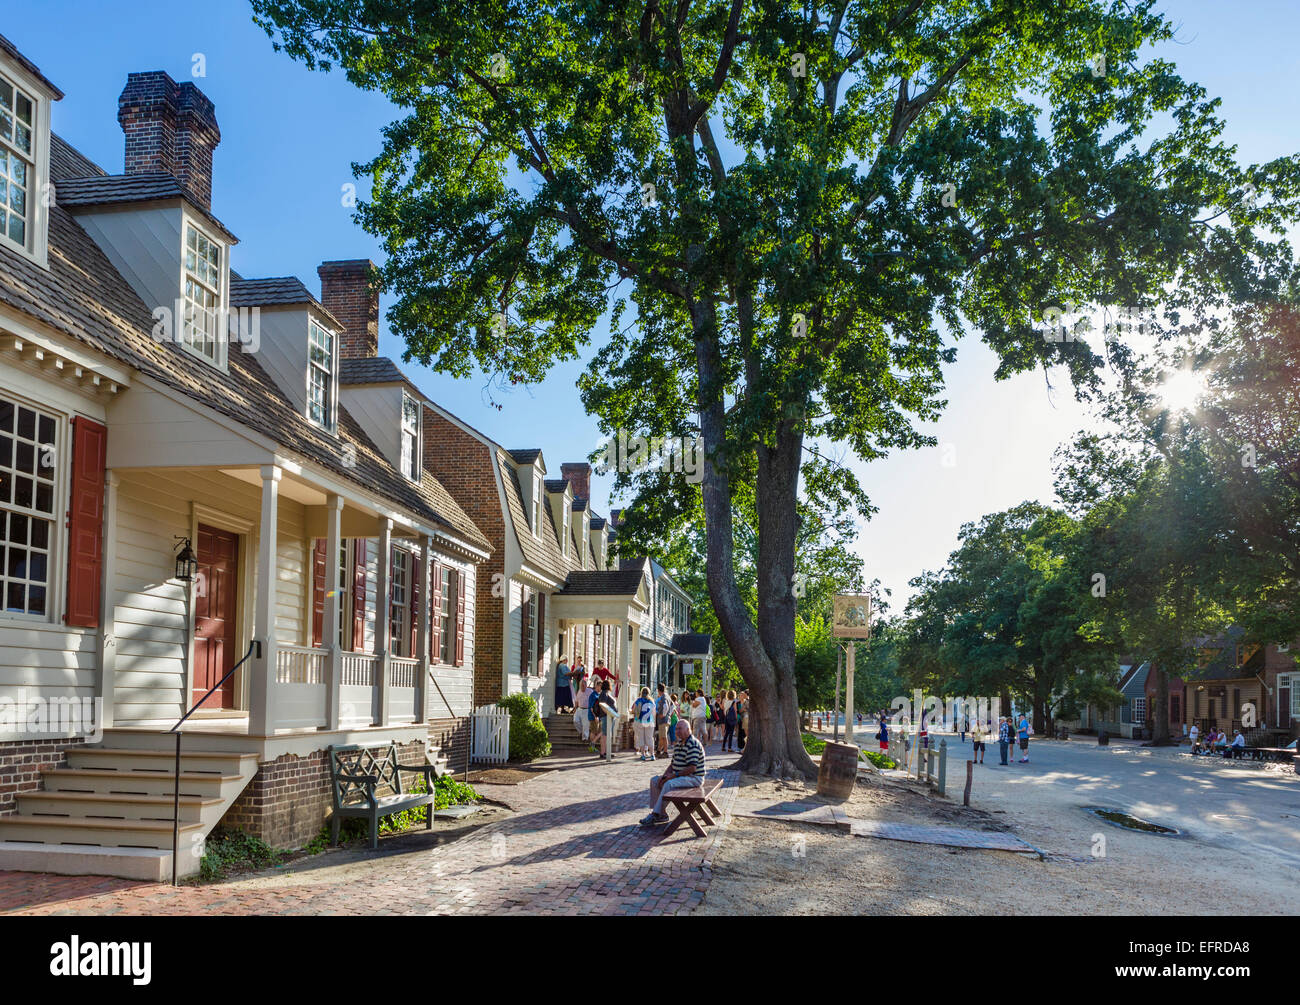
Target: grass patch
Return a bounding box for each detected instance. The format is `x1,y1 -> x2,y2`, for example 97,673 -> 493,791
860,749 -> 896,770
200,828 -> 286,881
801,732 -> 827,755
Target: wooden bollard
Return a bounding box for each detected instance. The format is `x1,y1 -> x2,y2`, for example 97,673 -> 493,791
963,760 -> 973,806
937,739 -> 948,795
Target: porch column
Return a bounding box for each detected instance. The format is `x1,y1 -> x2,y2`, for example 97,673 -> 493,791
416,534 -> 432,725
249,464 -> 281,735
323,494 -> 344,730
96,471 -> 121,728
375,518 -> 392,726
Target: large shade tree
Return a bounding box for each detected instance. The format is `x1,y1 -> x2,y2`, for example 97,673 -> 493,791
252,0 -> 1299,776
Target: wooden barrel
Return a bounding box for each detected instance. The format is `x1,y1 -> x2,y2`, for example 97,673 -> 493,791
817,741 -> 859,799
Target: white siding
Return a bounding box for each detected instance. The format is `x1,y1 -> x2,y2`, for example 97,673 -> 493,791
111,469 -> 309,723
428,559 -> 475,719
73,205 -> 185,320
248,306 -> 310,416
338,384 -> 403,473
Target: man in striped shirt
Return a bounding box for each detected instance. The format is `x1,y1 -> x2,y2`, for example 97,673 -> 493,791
640,719 -> 706,826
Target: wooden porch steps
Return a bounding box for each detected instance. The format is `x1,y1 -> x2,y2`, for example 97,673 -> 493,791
544,714 -> 627,752
0,745 -> 259,881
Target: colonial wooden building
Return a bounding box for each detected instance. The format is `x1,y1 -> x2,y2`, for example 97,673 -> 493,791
0,42 -> 490,879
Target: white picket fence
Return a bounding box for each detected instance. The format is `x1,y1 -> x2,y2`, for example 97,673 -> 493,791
471,704 -> 511,764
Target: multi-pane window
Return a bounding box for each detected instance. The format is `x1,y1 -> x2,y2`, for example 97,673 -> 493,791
523,587 -> 536,674
389,548 -> 410,657
182,224 -> 224,364
562,505 -> 570,557
307,320 -> 335,430
1131,696 -> 1146,724
337,541 -> 350,650
0,73 -> 35,249
438,566 -> 457,664
400,394 -> 420,481
531,475 -> 542,537
0,396 -> 56,616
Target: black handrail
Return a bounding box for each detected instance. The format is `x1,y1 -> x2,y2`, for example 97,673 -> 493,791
168,639 -> 259,886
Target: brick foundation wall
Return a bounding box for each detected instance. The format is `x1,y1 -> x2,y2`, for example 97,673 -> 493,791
0,738 -> 84,816
427,716 -> 472,775
219,739 -> 428,849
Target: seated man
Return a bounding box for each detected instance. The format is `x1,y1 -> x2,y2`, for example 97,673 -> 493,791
1229,730 -> 1246,759
641,719 -> 705,826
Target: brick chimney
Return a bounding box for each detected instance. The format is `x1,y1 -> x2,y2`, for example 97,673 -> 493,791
561,462 -> 591,501
318,259 -> 379,359
118,71 -> 220,210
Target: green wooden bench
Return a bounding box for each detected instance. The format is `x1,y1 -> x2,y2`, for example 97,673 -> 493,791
328,742 -> 441,849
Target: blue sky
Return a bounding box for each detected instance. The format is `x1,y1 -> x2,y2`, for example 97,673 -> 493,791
14,1 -> 1300,608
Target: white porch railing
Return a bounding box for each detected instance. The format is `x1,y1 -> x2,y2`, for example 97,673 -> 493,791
272,646 -> 329,728
340,652 -> 380,728
471,703 -> 510,764
390,656 -> 420,724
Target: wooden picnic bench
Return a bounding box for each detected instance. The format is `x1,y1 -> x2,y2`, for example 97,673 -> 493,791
328,742 -> 441,849
661,777 -> 724,838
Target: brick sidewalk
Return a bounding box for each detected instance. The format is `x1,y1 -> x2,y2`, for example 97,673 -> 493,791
0,751 -> 741,916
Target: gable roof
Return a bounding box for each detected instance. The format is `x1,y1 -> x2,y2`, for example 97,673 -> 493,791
0,133 -> 488,553
229,276 -> 340,324
499,452 -> 570,582
670,633 -> 712,656
0,32 -> 64,98
57,172 -> 239,242
561,570 -> 646,596
508,448 -> 541,465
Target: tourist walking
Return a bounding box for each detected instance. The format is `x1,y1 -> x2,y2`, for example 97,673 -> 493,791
690,690 -> 708,747
573,675 -> 591,741
876,715 -> 888,753
654,684 -> 671,757
961,714 -> 969,743
722,690 -> 738,751
632,686 -> 656,760
997,717 -> 1011,765
592,680 -> 616,757
1017,712 -> 1031,762
970,719 -> 985,764
555,656 -> 573,713
735,692 -> 748,750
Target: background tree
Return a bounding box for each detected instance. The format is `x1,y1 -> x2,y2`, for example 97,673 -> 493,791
252,0 -> 1300,776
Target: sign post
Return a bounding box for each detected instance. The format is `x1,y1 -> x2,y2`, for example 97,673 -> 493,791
832,594 -> 872,749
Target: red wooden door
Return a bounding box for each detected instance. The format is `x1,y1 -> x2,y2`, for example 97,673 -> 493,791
193,524 -> 239,709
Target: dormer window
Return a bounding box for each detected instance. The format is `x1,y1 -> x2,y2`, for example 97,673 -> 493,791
562,503 -> 571,557
181,221 -> 225,366
531,472 -> 542,537
400,393 -> 421,481
0,74 -> 34,250
307,318 -> 336,431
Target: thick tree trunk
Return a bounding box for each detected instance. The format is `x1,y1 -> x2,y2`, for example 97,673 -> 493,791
690,298 -> 817,780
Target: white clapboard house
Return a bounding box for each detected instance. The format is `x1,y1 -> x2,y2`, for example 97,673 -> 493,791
0,38 -> 491,879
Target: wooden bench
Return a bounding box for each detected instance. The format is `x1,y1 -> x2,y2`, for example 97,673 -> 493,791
328,742 -> 441,849
661,777 -> 724,838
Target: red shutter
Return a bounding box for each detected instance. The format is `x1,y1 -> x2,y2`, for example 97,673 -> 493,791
310,538 -> 327,646
64,417 -> 107,628
351,539 -> 367,651
430,560 -> 444,665
409,552 -> 422,660
519,586 -> 530,675
536,591 -> 546,676
454,569 -> 466,666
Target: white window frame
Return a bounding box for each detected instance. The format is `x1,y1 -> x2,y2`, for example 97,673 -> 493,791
388,546 -> 411,658
531,466 -> 542,538
179,217 -> 228,369
306,317 -> 337,432
337,539 -> 352,650
437,565 -> 456,665
0,387 -> 64,623
400,393 -> 421,483
0,60 -> 51,266
1131,696 -> 1146,725
561,503 -> 570,557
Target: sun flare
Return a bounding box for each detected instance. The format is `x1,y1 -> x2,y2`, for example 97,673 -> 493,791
1156,368 -> 1209,413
